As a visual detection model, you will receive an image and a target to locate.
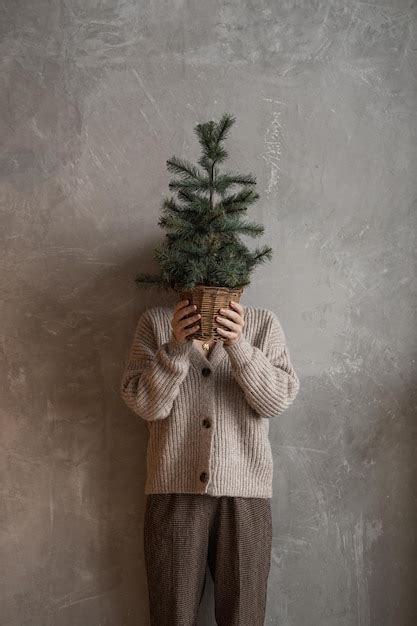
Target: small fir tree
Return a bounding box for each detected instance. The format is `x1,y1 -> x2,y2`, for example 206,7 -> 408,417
135,112 -> 273,292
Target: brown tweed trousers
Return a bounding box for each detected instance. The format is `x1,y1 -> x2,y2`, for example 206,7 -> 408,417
144,492 -> 272,626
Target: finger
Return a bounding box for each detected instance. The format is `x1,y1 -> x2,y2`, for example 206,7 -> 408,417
229,300 -> 244,314
180,312 -> 200,329
225,302 -> 244,321
173,299 -> 189,318
184,322 -> 200,336
218,308 -> 241,323
176,299 -> 191,312
175,302 -> 197,322
215,316 -> 240,331
217,307 -> 244,327
216,326 -> 238,339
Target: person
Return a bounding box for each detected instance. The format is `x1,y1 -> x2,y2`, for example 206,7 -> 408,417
120,298 -> 300,625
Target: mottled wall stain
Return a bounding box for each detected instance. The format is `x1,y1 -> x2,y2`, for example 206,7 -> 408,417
1,1 -> 416,625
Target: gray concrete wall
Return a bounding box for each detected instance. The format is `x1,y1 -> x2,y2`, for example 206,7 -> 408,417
1,1 -> 416,625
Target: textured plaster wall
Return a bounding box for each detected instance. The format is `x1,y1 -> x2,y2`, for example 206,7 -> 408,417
1,1 -> 416,625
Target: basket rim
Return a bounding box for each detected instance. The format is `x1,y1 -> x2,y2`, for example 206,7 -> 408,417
176,284 -> 245,293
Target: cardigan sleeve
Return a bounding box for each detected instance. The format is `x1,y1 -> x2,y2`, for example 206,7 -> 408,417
223,310 -> 300,418
120,308 -> 193,421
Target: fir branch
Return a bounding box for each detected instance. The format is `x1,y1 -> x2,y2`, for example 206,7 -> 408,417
174,239 -> 210,258
222,188 -> 259,207
158,213 -> 201,233
160,195 -> 186,214
161,195 -> 203,219
214,112 -> 236,144
220,203 -> 247,215
214,172 -> 257,194
220,218 -> 265,237
247,244 -> 273,266
220,189 -> 260,214
168,177 -> 211,192
166,156 -> 204,181
198,154 -> 214,172
206,207 -> 225,226
194,120 -> 216,154
134,273 -> 167,289
177,188 -> 209,206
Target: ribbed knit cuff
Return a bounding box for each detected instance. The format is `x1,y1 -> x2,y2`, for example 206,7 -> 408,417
166,333 -> 194,358
223,333 -> 254,368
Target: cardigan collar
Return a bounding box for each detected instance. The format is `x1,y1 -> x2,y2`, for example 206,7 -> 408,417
188,335 -> 226,372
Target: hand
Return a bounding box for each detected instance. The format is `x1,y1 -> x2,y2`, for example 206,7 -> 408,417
215,300 -> 245,346
171,300 -> 201,344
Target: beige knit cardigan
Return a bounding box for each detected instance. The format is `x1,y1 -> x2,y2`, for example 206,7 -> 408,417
120,304 -> 300,498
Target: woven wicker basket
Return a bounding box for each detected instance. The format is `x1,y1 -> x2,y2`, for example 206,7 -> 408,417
176,284 -> 244,342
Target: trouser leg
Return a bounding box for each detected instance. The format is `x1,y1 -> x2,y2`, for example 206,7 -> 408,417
143,493 -> 211,626
207,496 -> 272,626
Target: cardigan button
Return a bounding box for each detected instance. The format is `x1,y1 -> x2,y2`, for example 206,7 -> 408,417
201,367 -> 211,377
199,471 -> 208,483
202,418 -> 211,428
